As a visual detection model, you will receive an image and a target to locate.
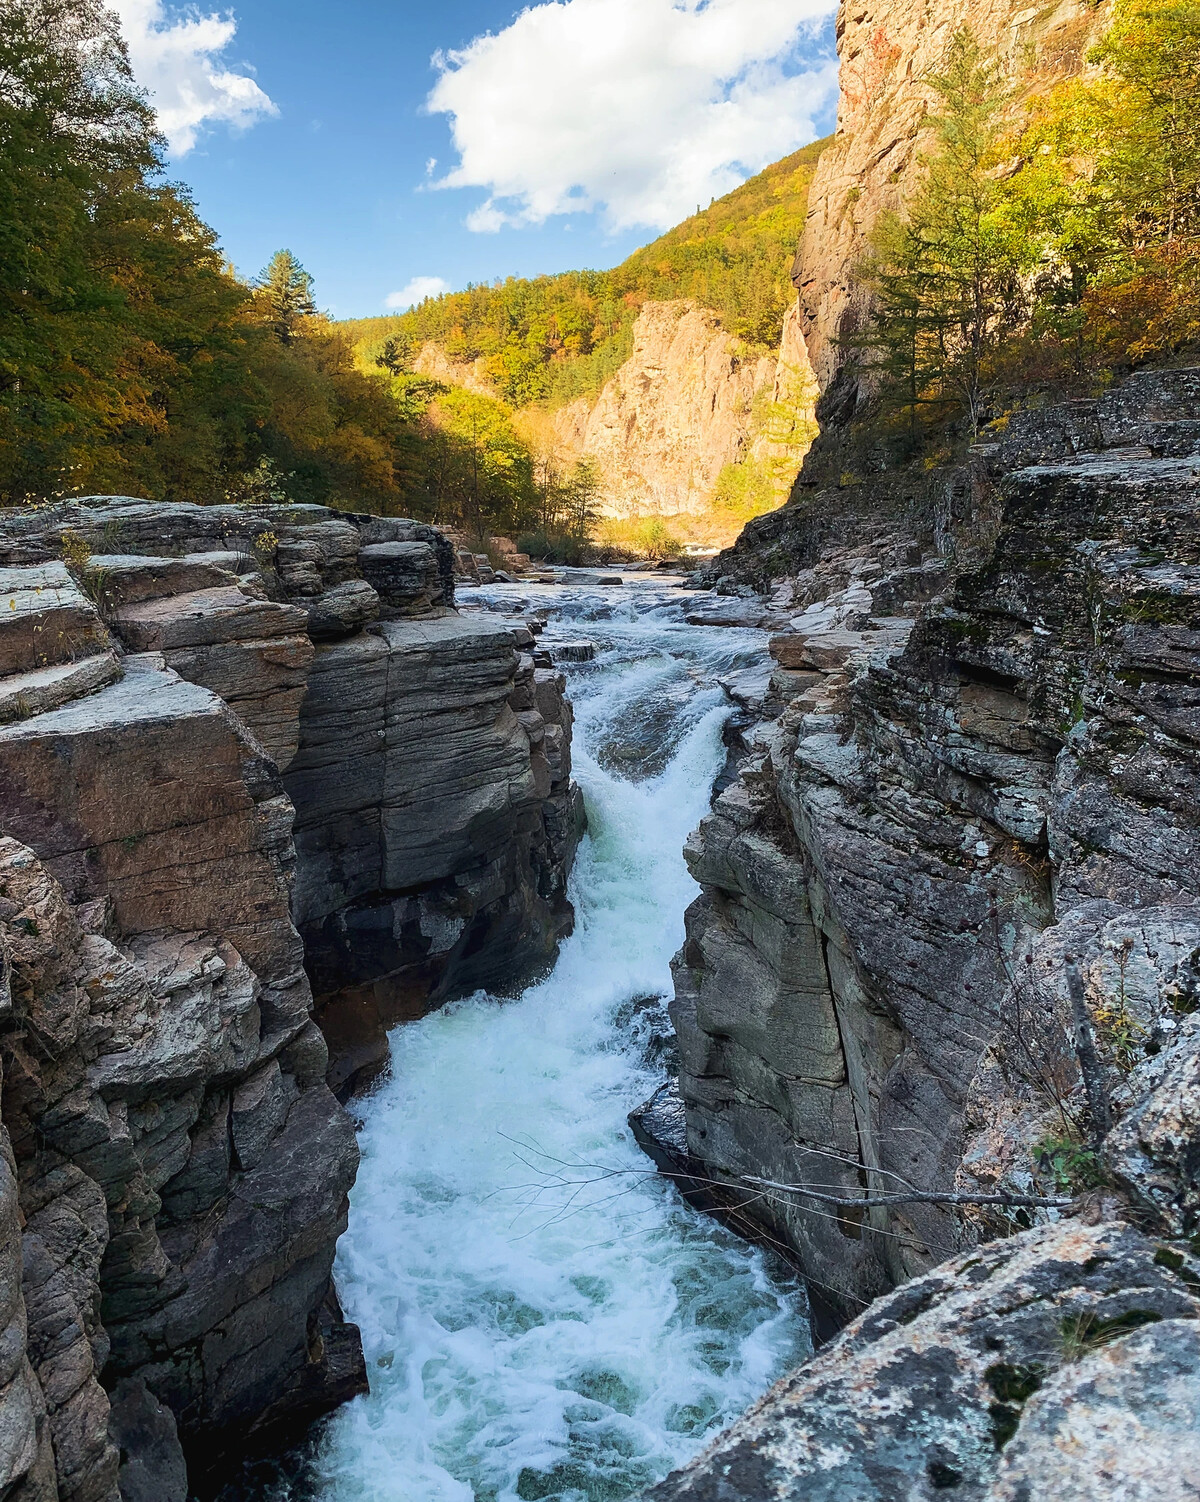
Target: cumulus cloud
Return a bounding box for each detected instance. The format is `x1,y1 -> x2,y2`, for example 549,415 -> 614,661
386,276 -> 451,310
427,0 -> 838,234
109,0 -> 277,155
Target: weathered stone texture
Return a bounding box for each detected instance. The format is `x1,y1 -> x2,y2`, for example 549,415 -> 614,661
651,350 -> 1200,1490
645,1222 -> 1200,1502
287,617 -> 584,1096
669,370 -> 1200,1326
0,496 -> 581,1499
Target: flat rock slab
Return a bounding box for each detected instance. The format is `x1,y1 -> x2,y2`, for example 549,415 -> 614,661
0,562 -> 109,675
770,620 -> 913,671
0,650 -> 121,723
112,586 -> 308,652
82,552 -> 246,608
717,664 -> 774,712
684,595 -> 782,629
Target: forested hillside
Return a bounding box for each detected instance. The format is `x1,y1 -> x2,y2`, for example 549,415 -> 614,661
0,0 -> 421,512
341,140 -> 828,410
4,0 -> 1195,549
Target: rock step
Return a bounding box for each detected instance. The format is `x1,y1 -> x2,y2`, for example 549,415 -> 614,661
0,650 -> 122,722
1006,456 -> 1200,541
81,551 -> 252,609
1113,418 -> 1200,458
110,584 -> 309,652
0,561 -> 111,676
1097,365 -> 1200,446
550,640 -> 597,663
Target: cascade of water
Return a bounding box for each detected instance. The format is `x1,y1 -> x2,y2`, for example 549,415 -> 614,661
300,582 -> 810,1502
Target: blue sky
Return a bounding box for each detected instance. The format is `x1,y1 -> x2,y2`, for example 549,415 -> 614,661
111,0 -> 839,319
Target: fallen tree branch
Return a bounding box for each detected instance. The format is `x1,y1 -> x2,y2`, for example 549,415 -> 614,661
741,1177 -> 1073,1210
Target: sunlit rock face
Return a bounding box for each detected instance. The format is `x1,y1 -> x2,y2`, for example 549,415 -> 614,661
549,300 -> 810,519
0,497 -> 582,1500
793,0 -> 1109,406
407,294 -> 820,528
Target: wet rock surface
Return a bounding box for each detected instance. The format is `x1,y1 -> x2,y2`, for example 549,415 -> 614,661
0,497 -> 582,1499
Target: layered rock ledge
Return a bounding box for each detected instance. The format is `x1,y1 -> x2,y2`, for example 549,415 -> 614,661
645,368 -> 1200,1494
0,497 -> 582,1500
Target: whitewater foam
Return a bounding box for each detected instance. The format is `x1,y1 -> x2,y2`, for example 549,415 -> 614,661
306,583 -> 810,1502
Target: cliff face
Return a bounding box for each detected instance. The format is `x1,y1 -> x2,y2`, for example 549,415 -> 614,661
415,297 -> 818,524
651,357 -> 1200,1494
0,498 -> 581,1499
287,614 -> 582,1097
551,300 -> 803,518
671,369 -> 1200,1303
793,0 -> 1108,402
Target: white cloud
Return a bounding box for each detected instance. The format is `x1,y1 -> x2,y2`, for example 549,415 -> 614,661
386,276 -> 451,310
427,0 -> 838,234
109,0 -> 277,155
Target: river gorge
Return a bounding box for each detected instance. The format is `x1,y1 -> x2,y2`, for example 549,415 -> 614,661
291,582 -> 810,1502
3,0 -> 1200,1494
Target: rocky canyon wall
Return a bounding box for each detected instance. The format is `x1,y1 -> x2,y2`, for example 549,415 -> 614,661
793,0 -> 1110,406
0,497 -> 581,1499
649,364 -> 1200,1492
549,299 -> 816,518
413,296 -> 818,522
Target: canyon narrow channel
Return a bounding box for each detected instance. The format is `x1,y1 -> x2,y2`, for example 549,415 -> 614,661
301,580 -> 810,1502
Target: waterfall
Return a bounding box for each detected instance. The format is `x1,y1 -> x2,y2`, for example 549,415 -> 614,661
299,581 -> 810,1501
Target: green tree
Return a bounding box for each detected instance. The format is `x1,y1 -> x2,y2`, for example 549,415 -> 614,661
256,250 -> 317,344
855,30 -> 1040,432
1089,0 -> 1200,250
561,456 -> 604,541
1018,0 -> 1200,366
373,332 -> 415,375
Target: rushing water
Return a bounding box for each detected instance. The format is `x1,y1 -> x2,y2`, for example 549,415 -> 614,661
297,579 -> 810,1502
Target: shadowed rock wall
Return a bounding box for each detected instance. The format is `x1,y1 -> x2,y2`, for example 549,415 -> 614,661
0,497 -> 582,1499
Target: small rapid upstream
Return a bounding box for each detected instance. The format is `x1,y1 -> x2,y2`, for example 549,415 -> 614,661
301,580 -> 810,1502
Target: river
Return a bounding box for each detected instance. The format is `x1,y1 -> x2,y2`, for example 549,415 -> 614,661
275,578 -> 810,1502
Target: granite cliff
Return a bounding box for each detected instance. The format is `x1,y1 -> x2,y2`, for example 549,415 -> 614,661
793,0 -> 1110,407
407,297 -> 818,524
0,498 -> 581,1499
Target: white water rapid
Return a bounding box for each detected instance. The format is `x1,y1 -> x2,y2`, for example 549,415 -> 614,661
297,580 -> 810,1502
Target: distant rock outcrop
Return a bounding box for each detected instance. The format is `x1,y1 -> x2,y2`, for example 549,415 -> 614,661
551,299 -> 816,518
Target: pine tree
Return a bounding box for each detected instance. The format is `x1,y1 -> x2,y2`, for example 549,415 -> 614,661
257,250 -> 317,343
855,30 -> 1038,433
562,457 -> 603,541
